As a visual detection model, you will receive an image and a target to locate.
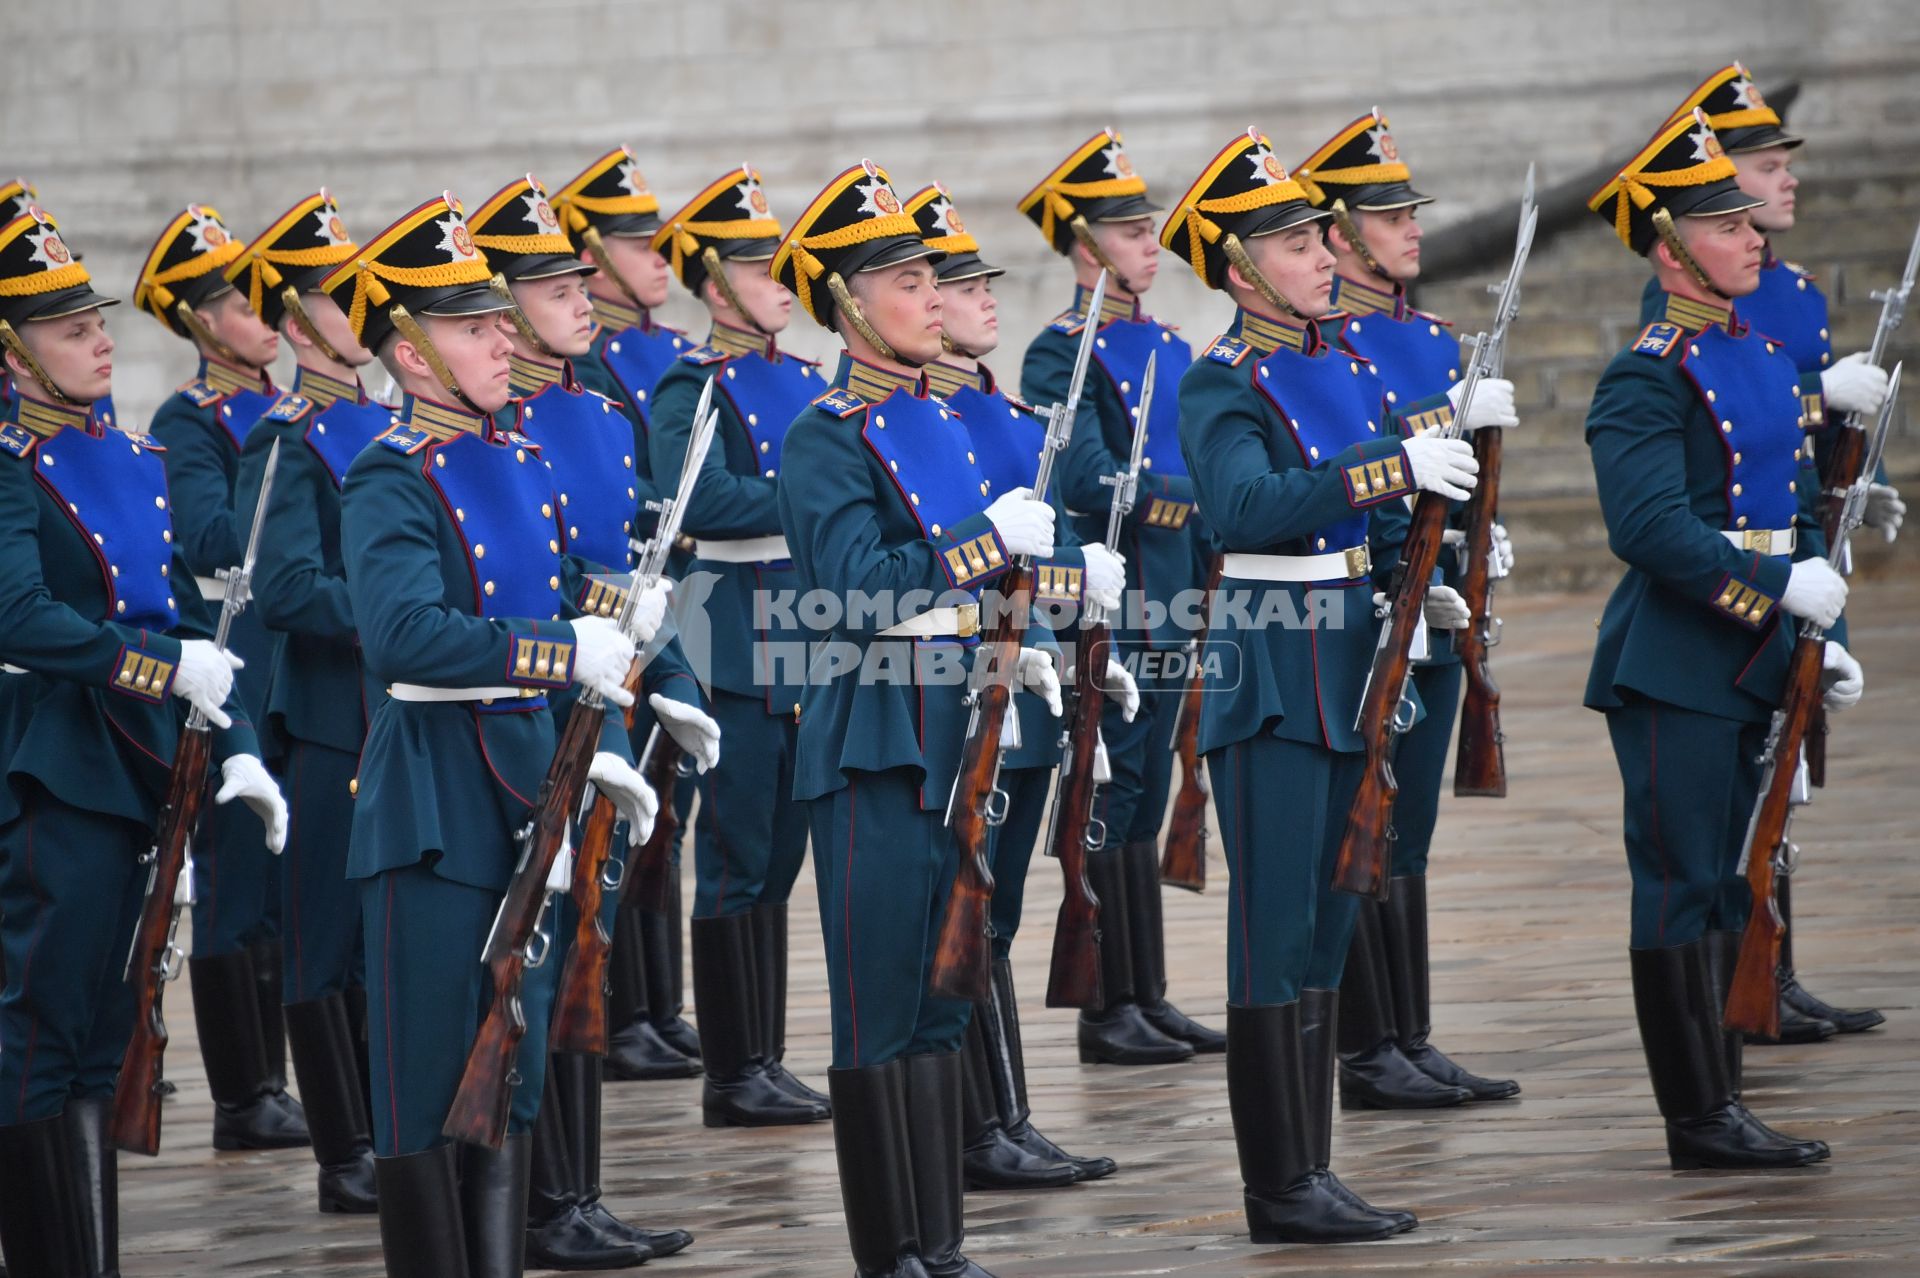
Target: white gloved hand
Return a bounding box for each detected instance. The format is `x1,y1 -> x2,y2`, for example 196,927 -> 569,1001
1422,584 -> 1471,630
1445,376 -> 1519,431
1401,435 -> 1479,500
1492,521 -> 1515,576
1820,352 -> 1890,416
1016,647 -> 1063,717
215,754 -> 288,854
1780,558 -> 1848,629
571,616 -> 637,708
649,693 -> 721,773
626,577 -> 671,646
1821,640 -> 1864,712
173,640 -> 240,729
589,751 -> 659,846
1099,658 -> 1139,723
984,488 -> 1056,559
1865,483 -> 1905,544
1080,543 -> 1126,612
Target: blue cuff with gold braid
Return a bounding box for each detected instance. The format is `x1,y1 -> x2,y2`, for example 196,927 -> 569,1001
506,630 -> 578,688
111,642 -> 177,704
935,513 -> 1010,591
1034,562 -> 1085,603
578,575 -> 631,619
1343,445 -> 1413,508
1139,478 -> 1193,530
1709,573 -> 1778,630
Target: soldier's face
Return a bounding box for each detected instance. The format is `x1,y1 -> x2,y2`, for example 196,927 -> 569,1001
510,274 -> 596,358
1246,224 -> 1336,318
293,292 -> 373,367
718,259 -> 793,334
936,276 -> 998,358
417,313 -> 514,413
1736,148 -> 1798,233
1679,211 -> 1766,296
196,289 -> 280,370
10,308 -> 114,403
1090,218 -> 1160,295
856,258 -> 944,366
1355,206 -> 1422,281
590,236 -> 671,310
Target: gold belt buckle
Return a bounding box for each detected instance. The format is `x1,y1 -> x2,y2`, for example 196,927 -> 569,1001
956,602 -> 980,639
1749,529 -> 1772,555
1343,545 -> 1372,579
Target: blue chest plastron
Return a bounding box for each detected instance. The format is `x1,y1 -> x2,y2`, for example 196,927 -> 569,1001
717,353 -> 818,480
1737,259 -> 1830,377
215,387 -> 280,451
36,426 -> 179,630
1679,326 -> 1806,534
1255,344 -> 1392,553
944,384 -> 1045,497
306,398 -> 396,489
1338,311 -> 1461,408
424,429 -> 569,621
1091,319 -> 1191,479
861,390 -> 994,583
598,325 -> 687,430
515,385 -> 639,570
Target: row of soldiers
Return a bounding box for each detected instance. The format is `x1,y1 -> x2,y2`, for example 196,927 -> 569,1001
0,54 -> 1903,1277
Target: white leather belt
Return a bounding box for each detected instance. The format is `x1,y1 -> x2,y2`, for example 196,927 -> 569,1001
695,534 -> 790,563
1223,547 -> 1372,583
1723,527 -> 1796,556
195,574 -> 226,601
879,604 -> 981,639
388,683 -> 543,704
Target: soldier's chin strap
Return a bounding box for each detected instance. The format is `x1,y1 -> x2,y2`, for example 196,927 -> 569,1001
1068,215 -> 1137,297
489,273 -> 561,360
826,271 -> 913,366
1221,233 -> 1307,320
578,223 -> 647,316
1652,208 -> 1727,300
702,247 -> 770,340
1330,200 -> 1392,283
280,286 -> 350,366
174,301 -> 249,369
387,304 -> 487,421
0,319 -> 82,407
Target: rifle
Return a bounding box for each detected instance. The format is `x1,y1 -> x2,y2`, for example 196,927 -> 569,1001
1804,218 -> 1918,789
1333,204 -> 1537,900
1725,363 -> 1901,1038
931,272 -> 1109,1003
1042,341 -> 1152,1006
112,439 -> 281,1156
1454,164 -> 1534,799
1161,553 -> 1223,892
623,725 -> 685,915
453,383 -> 718,1142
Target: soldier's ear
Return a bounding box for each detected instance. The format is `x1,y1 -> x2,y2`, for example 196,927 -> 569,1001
1325,220 -> 1355,257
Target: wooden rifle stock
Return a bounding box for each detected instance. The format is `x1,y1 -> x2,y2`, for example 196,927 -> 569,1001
549,789 -> 621,1056
1332,491 -> 1451,899
110,726 -> 212,1155
1453,427 -> 1508,797
1044,620 -> 1109,1009
1160,555 -> 1222,892
626,732 -> 684,914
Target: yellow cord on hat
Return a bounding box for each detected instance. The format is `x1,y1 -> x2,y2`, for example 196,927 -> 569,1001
664,216 -> 782,281
1294,161 -> 1408,207
343,255 -> 491,342
1037,177 -> 1144,245
136,236 -> 246,320
784,212 -> 918,320
1604,154 -> 1737,246
0,260 -> 90,296
1177,183 -> 1306,282
472,229 -> 576,256
234,242 -> 354,318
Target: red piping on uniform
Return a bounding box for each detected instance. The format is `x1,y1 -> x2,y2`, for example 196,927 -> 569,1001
474,711 -> 535,809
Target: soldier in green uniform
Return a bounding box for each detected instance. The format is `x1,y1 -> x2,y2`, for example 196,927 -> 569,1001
1584,109 -> 1860,1169
774,158 -> 1068,1278
1168,127 -> 1482,1243
0,203 -> 285,1275
647,167 -> 833,1128
1017,128 -> 1224,1067
319,192 -> 656,1276
132,203 -> 309,1152
224,190 -> 387,1214
1294,110 -> 1522,1109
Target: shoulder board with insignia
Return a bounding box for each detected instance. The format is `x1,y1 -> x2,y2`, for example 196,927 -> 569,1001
1151,316 -> 1180,333
1630,322 -> 1683,359
678,344 -> 727,366
811,387 -> 867,419
1783,260 -> 1815,280
586,390 -> 622,411
0,422 -> 39,458
1047,310 -> 1087,336
264,393 -> 313,423
373,423 -> 431,455
1409,309 -> 1454,328
176,379 -> 222,407
503,431 -> 541,452
1002,391 -> 1037,414
1204,335 -> 1252,367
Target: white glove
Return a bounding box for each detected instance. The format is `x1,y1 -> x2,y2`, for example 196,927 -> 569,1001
1865,483 -> 1905,544
649,693 -> 721,773
1423,584 -> 1471,630
1016,647 -> 1063,717
627,578 -> 671,646
1401,435 -> 1479,500
215,754 -> 288,854
985,488 -> 1056,559
1099,658 -> 1139,723
1445,376 -> 1519,431
589,751 -> 659,846
1492,521 -> 1514,577
173,640 -> 241,729
571,616 -> 637,708
1821,640 -> 1864,712
1080,543 -> 1126,613
1820,352 -> 1890,417
1780,558 -> 1848,629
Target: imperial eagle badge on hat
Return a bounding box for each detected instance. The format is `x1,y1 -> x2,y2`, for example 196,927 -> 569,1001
1590,108 -> 1763,254
0,205 -> 117,327
1665,63 -> 1802,155
1017,127 -> 1160,254
470,175 -> 594,284
225,190 -> 359,329
905,183 -> 1002,284
552,146 -> 663,240
133,204 -> 248,337
1295,109 -> 1432,212
652,166 -> 784,294
316,192 -> 508,351
1161,127 -> 1327,289
772,160 -> 937,329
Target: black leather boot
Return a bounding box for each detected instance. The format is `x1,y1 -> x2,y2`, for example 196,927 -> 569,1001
0,1112 -> 85,1278
190,950 -> 311,1150
987,958 -> 1114,1182
903,1052 -> 995,1277
342,984 -> 374,1121
1630,942 -> 1830,1170
1771,875 -> 1879,1036
1076,845 -> 1191,1065
555,1051 -> 692,1260
373,1144 -> 467,1278
461,1133 -> 532,1278
1337,902 -> 1469,1109
752,901 -> 830,1110
605,899 -> 698,1081
1124,839 -> 1225,1053
525,1069 -> 650,1271
250,937 -> 290,1091
960,1006 -> 1075,1190
285,995 -> 378,1213
829,1062 -> 931,1278
644,883 -> 701,1060
1382,875 -> 1519,1101
62,1097 -> 118,1277
1305,993 -> 1417,1236
691,914 -> 827,1126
